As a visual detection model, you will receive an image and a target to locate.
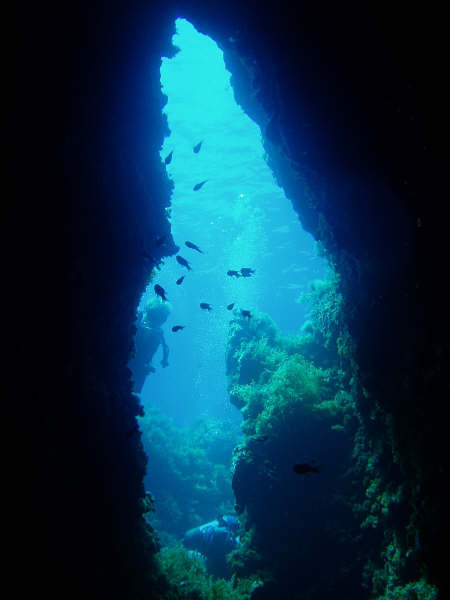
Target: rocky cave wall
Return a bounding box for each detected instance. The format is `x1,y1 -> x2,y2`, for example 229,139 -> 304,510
43,2 -> 448,598
44,4 -> 178,597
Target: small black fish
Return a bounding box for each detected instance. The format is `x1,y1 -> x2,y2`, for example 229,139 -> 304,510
193,141 -> 203,153
193,180 -> 208,191
164,150 -> 173,165
227,303 -> 235,310
241,309 -> 251,319
240,268 -> 255,277
176,275 -> 185,285
172,325 -> 185,332
200,303 -> 212,311
154,284 -> 167,301
176,255 -> 192,270
293,463 -> 320,475
227,270 -> 241,278
253,435 -> 268,442
185,240 -> 203,253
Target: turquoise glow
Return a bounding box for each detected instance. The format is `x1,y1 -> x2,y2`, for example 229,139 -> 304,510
140,18 -> 326,424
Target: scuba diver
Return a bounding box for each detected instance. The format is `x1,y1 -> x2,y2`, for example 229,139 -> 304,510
128,297 -> 170,393
183,514 -> 240,577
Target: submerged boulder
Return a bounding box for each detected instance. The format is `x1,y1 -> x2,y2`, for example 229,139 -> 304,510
227,311 -> 362,596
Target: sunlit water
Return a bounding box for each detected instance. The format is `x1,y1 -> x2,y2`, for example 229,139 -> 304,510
139,18 -> 327,427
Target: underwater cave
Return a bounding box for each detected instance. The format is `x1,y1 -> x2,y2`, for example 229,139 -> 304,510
43,2 -> 448,600
133,16 -> 335,591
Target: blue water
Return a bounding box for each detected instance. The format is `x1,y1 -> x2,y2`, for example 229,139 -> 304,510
137,18 -> 327,428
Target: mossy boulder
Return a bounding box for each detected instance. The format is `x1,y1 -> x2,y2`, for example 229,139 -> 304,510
226,311 -> 362,597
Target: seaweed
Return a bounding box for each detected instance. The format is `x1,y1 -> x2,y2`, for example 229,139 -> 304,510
139,407 -> 240,538
157,544 -> 261,600
226,309 -> 362,597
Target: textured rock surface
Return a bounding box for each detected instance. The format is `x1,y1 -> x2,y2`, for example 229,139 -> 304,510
42,2 -> 448,598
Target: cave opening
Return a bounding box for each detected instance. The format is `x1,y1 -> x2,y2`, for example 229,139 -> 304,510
129,16 -> 342,592
41,4 -> 447,598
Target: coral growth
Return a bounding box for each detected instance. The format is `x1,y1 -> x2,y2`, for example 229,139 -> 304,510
139,407 -> 240,539
225,308 -> 362,596
156,544 -> 260,600
225,278 -> 438,598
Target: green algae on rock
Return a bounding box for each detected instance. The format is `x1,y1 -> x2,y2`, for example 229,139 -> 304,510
139,407 -> 239,539
156,544 -> 260,600
226,309 -> 362,597
225,296 -> 439,599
